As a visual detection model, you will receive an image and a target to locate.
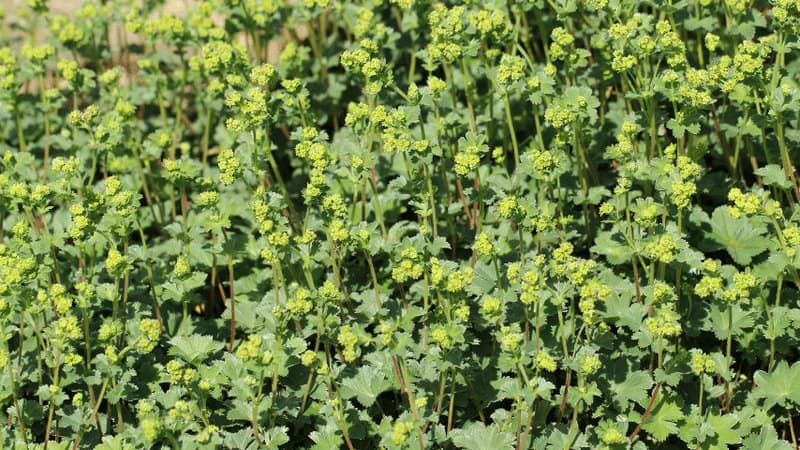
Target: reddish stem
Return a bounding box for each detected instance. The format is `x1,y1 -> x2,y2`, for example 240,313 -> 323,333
629,384 -> 661,442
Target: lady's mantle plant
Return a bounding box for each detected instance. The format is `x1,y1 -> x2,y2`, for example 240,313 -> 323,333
0,0 -> 800,448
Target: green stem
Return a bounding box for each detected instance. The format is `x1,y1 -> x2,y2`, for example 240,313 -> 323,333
6,349 -> 28,446
14,100 -> 27,153
724,304 -> 733,411
503,93 -> 520,183
769,276 -> 782,372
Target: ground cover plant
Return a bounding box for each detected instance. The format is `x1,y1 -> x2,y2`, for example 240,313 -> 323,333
1,0 -> 800,448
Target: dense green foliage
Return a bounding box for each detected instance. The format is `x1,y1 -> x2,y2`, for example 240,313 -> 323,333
1,0 -> 800,448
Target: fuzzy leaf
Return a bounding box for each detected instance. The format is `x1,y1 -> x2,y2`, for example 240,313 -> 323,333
168,334 -> 225,365
450,422 -> 515,450
705,207 -> 770,265
705,413 -> 742,448
592,231 -> 632,265
752,361 -> 800,410
755,165 -> 792,189
610,371 -> 653,409
742,425 -> 793,450
641,397 -> 683,442
340,366 -> 392,407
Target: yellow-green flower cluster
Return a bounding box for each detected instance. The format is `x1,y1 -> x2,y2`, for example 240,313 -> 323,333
68,204 -> 91,241
0,47 -> 18,93
380,112 -> 427,156
105,247 -> 129,278
196,190 -> 219,208
344,101 -> 372,130
633,199 -> 660,228
496,54 -> 525,86
21,44 -> 54,72
535,351 -> 557,372
217,149 -> 242,185
326,219 -> 348,243
391,420 -> 415,446
377,320 -> 396,348
720,271 -> 757,302
194,40 -> 248,76
473,232 -> 495,258
266,229 -> 289,248
498,325 -> 522,353
608,123 -> 637,160
732,40 -> 768,78
579,279 -> 612,323
140,417 -> 160,443
52,315 -> 82,342
51,156 -> 80,178
611,50 -> 638,72
599,426 -> 627,445
247,63 -> 275,87
322,193 -> 348,219
694,259 -> 723,298
340,39 -> 389,94
577,351 -> 602,376
496,195 -> 519,219
771,0 -> 800,25
186,2 -> 223,39
670,180 -> 696,209
454,303 -> 470,322
0,249 -> 15,291
143,13 -> 187,42
650,282 -> 675,304
519,269 -> 540,304
196,425 -> 220,444
426,5 -> 466,64
287,287 -> 313,316
689,349 -> 715,375
454,135 -> 487,176
166,360 -> 196,385
544,102 -> 574,130
551,242 -> 596,286
250,190 -> 280,237
480,296 -> 503,320
301,350 -> 317,367
99,321 -> 123,342
294,130 -> 331,201
525,146 -> 556,176
104,176 -> 137,218
173,255 -> 191,279
549,27 -> 575,61
695,275 -> 723,298
47,284 -> 73,315
427,76 -> 447,98
784,225 -> 800,258
644,234 -> 678,263
444,266 -> 475,293
50,16 -> 86,47
467,8 -> 511,41
392,247 -> 424,284
166,399 -> 194,427
318,280 -> 340,304
64,353 -> 83,367
338,325 -> 359,362
226,87 -> 267,133
136,319 -> 161,353
645,307 -> 682,337
351,8 -> 388,40
727,187 -> 761,218
236,334 -> 270,363
431,325 -> 453,349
